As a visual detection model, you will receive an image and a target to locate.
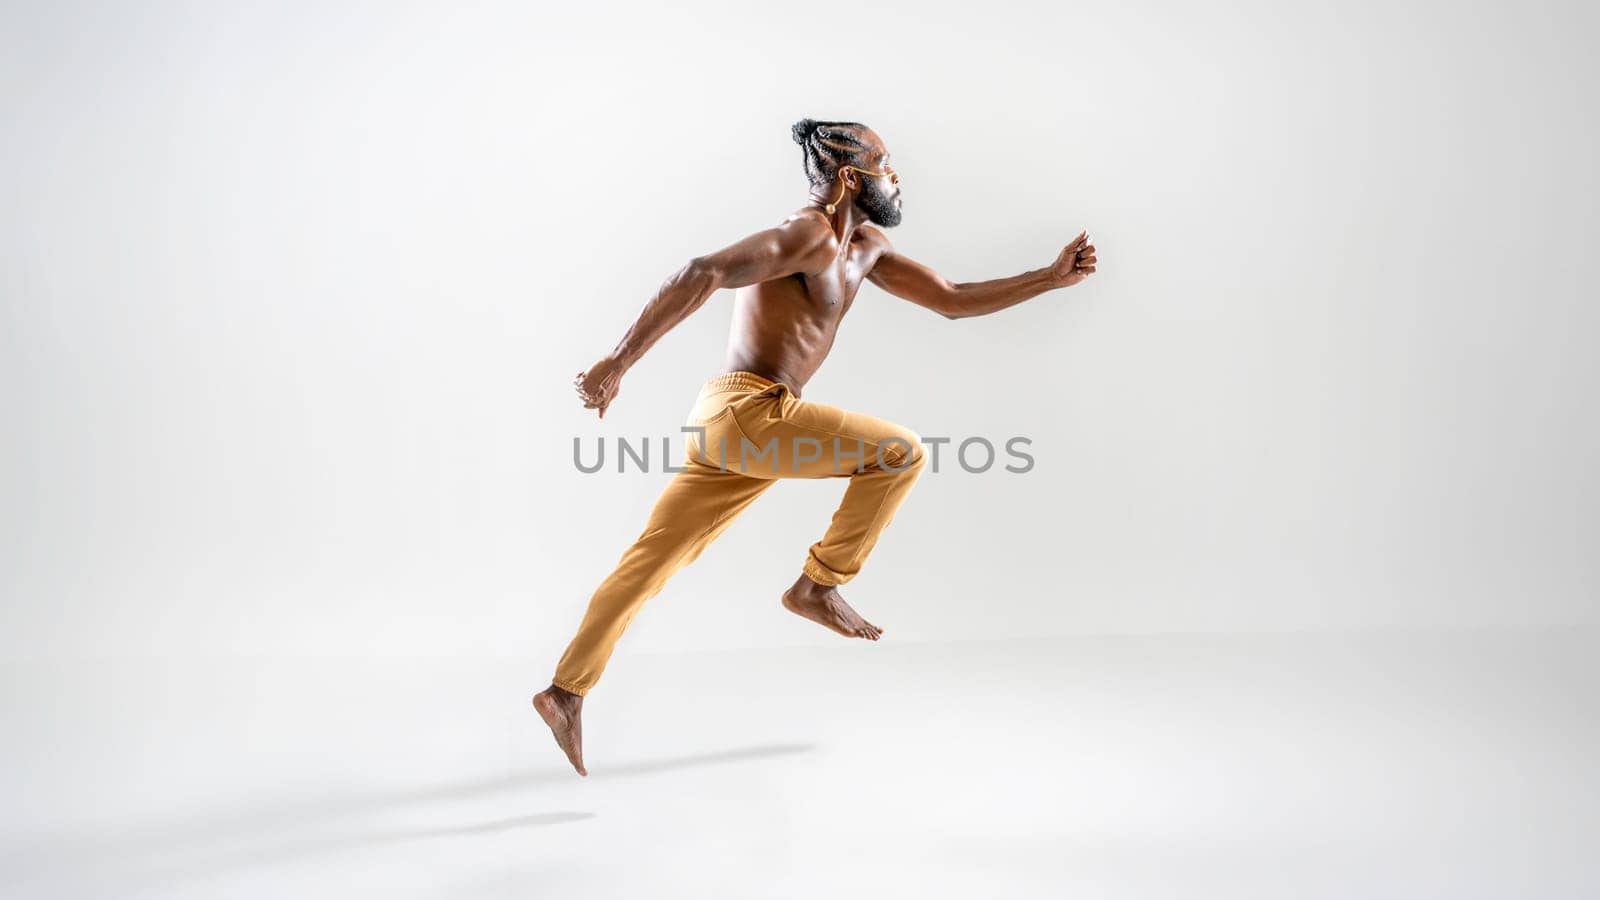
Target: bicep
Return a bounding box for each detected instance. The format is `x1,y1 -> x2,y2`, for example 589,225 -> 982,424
693,219 -> 830,290
866,244 -> 958,315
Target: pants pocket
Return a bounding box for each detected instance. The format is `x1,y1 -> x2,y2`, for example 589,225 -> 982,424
685,406 -> 735,466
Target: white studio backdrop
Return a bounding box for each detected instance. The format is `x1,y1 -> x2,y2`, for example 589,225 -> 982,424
2,0 -> 1595,661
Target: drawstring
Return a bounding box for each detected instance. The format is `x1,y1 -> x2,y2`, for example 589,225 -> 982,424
700,371 -> 788,395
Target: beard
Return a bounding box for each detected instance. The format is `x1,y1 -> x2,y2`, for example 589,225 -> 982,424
857,176 -> 903,227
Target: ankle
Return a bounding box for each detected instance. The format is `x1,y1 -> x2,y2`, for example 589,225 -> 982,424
790,573 -> 831,597
544,683 -> 583,705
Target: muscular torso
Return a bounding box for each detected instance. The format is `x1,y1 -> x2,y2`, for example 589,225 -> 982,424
721,208 -> 887,398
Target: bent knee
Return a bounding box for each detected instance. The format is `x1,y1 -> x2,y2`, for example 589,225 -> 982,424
876,430 -> 927,472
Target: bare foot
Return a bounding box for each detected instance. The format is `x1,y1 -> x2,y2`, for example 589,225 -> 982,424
532,684 -> 587,776
782,573 -> 883,640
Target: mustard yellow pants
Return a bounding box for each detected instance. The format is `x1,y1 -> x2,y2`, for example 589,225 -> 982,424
552,371 -> 928,695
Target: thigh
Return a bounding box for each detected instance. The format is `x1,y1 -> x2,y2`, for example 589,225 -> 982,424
636,453 -> 774,541
730,389 -> 923,478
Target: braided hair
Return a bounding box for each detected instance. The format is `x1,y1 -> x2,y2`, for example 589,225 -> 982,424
791,118 -> 874,188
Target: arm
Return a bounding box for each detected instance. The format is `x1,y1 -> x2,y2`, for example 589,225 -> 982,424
864,227 -> 1098,320
573,217 -> 834,418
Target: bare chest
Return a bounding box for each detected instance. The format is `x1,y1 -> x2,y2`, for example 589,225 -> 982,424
796,241 -> 875,313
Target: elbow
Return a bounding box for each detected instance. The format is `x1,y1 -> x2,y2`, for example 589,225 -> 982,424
684,257 -> 724,293
937,285 -> 963,319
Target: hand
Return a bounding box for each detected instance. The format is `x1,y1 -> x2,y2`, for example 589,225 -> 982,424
1049,230 -> 1098,287
574,355 -> 626,419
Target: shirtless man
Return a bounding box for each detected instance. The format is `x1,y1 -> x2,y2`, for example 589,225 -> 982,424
534,118 -> 1098,775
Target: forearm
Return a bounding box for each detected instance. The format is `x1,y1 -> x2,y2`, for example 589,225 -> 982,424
607,259 -> 720,367
944,266 -> 1060,319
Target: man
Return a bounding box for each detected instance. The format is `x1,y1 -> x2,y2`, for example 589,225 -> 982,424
534,118 -> 1098,775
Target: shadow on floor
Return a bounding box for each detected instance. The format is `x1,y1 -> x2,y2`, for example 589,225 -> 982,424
4,743 -> 817,898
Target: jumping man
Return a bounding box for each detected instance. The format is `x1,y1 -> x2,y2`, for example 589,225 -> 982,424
534,118 -> 1099,775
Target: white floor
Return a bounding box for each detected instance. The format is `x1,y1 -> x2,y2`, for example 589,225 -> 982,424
3,629 -> 1597,899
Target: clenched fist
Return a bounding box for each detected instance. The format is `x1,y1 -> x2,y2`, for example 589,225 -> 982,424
1049,230 -> 1099,288
574,355 -> 626,419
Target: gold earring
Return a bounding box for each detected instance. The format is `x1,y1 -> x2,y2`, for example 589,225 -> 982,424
824,175 -> 848,214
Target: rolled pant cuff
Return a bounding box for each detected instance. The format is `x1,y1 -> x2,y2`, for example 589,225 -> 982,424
551,676 -> 591,697
803,555 -> 850,587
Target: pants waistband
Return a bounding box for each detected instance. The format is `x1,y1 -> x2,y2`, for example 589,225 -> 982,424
701,371 -> 782,394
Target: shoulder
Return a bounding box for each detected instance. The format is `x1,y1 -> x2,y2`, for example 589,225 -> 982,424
773,209 -> 839,268
780,208 -> 836,242
857,225 -> 897,275
857,224 -> 894,255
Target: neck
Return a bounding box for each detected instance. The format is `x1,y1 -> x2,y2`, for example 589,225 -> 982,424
804,190 -> 867,242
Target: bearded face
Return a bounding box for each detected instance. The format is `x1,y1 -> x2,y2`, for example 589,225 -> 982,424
856,171 -> 903,228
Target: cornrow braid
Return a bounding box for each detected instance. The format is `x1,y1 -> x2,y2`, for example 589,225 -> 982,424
791,117 -> 872,188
